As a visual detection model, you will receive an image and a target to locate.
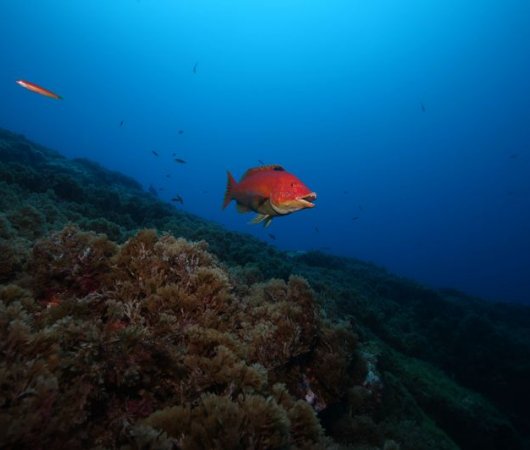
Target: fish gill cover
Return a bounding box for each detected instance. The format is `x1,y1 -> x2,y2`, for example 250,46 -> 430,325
1,129 -> 530,449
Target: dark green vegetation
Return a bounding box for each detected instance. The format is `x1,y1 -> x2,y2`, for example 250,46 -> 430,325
1,127 -> 529,449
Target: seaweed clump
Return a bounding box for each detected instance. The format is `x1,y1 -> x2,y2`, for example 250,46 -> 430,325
0,226 -> 382,449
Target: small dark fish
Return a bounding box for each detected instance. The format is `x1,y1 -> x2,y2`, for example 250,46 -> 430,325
258,159 -> 265,165
343,190 -> 348,194
119,120 -> 124,127
193,62 -> 198,74
178,129 -> 184,135
420,102 -> 426,113
166,174 -> 171,178
172,194 -> 184,204
314,227 -> 319,233
174,158 -> 186,164
509,153 -> 519,159
352,216 -> 359,221
268,233 -> 276,240
148,184 -> 158,196
152,150 -> 159,157
159,187 -> 165,191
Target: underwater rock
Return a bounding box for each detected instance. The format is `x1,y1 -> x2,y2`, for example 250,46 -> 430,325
1,127 -> 529,449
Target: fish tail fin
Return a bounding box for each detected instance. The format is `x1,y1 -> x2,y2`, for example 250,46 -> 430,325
222,171 -> 237,209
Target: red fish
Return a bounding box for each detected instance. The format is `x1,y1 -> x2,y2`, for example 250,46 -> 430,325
223,165 -> 316,227
16,80 -> 62,99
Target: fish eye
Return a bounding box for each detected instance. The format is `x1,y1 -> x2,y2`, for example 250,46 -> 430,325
290,182 -> 295,187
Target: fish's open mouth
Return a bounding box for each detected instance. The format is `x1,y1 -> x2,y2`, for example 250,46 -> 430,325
297,192 -> 317,208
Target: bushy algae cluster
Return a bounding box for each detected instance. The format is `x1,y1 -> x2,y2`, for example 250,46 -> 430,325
0,225 -> 390,449
1,128 -> 530,449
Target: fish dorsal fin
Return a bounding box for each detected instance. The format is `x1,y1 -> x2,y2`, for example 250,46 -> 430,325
241,165 -> 285,180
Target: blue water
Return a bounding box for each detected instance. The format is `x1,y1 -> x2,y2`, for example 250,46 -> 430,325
1,0 -> 530,304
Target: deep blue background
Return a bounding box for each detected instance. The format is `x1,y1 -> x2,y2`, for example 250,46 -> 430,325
1,0 -> 529,303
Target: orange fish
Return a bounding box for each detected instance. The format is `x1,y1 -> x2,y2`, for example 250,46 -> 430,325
16,80 -> 62,99
223,165 -> 316,227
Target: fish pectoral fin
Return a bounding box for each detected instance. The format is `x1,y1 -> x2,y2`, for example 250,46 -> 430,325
264,216 -> 273,227
236,203 -> 251,213
250,214 -> 269,225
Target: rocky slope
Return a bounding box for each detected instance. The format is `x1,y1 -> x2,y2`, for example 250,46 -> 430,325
1,128 -> 528,449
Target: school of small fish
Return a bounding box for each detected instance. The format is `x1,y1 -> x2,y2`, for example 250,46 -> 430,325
14,71 -> 320,234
